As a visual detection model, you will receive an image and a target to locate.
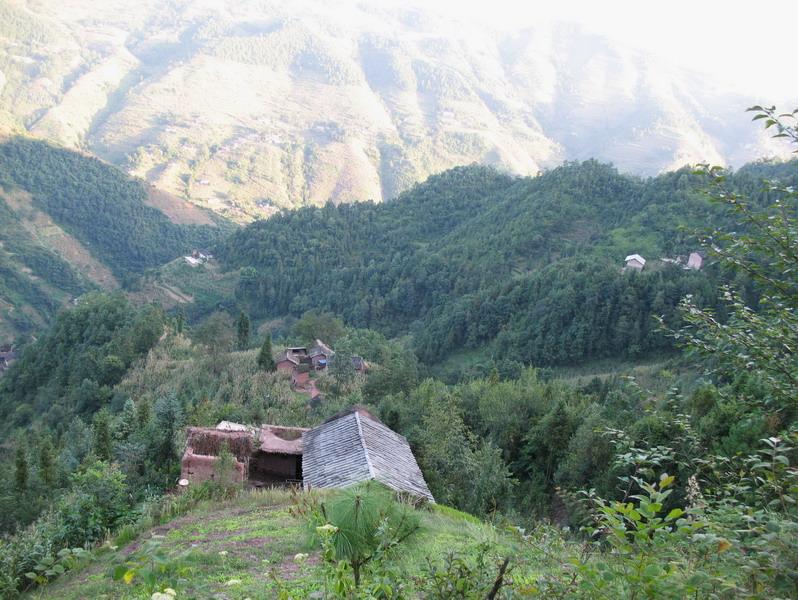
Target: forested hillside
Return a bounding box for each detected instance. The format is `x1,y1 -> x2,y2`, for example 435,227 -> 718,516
0,110 -> 795,598
0,137 -> 231,339
222,159 -> 797,368
0,138 -> 227,279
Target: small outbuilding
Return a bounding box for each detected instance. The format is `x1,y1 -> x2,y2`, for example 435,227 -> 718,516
302,407 -> 434,502
624,254 -> 646,271
250,424 -> 308,485
180,426 -> 251,484
309,339 -> 334,370
687,252 -> 703,270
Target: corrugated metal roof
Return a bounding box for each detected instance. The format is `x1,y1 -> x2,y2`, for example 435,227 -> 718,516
302,409 -> 434,502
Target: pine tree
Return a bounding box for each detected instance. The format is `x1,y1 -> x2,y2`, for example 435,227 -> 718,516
38,436 -> 56,487
136,398 -> 151,430
93,409 -> 113,462
118,398 -> 137,440
175,308 -> 186,334
237,311 -> 251,349
257,334 -> 276,371
14,442 -> 28,493
148,394 -> 184,480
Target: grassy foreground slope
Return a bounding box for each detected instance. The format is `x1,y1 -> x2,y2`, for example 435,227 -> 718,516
33,488 -> 535,600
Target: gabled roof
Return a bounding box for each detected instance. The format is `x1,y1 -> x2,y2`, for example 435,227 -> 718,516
302,407 -> 434,502
309,339 -> 334,358
276,351 -> 300,365
625,254 -> 646,265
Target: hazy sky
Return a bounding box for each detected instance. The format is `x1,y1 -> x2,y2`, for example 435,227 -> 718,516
421,0 -> 796,101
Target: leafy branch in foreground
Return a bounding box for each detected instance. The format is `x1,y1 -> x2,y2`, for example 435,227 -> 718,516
665,106 -> 798,413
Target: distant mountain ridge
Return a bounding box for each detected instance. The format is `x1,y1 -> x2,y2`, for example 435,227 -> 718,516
0,0 -> 791,220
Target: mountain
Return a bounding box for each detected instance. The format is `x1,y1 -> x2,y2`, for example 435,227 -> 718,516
0,0 -> 790,220
0,136 -> 229,338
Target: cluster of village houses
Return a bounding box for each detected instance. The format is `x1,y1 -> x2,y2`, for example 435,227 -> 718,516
276,340 -> 368,396
183,249 -> 213,267
180,406 -> 434,502
624,251 -> 704,272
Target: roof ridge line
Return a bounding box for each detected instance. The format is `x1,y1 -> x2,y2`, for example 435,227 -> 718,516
354,412 -> 375,480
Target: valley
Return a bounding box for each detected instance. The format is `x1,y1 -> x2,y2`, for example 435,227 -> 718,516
0,3 -> 795,597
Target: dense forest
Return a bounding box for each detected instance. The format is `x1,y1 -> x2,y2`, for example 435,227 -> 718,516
221,159 -> 796,367
0,137 -> 229,281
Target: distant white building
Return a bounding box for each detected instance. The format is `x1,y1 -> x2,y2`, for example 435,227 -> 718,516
624,254 -> 646,271
184,256 -> 201,266
687,252 -> 703,270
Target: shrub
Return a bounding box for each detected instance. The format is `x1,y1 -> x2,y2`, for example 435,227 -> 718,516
53,461 -> 131,548
316,482 -> 421,588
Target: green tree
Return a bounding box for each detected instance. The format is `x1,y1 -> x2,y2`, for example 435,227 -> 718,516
93,409 -> 113,462
174,307 -> 186,334
118,397 -> 137,440
38,435 -> 56,488
236,311 -> 251,349
192,312 -> 235,353
293,310 -> 345,345
135,398 -> 151,431
14,441 -> 28,493
192,312 -> 235,373
257,333 -> 276,371
146,394 -> 184,485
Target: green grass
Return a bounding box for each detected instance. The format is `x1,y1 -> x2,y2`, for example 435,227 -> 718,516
28,487 -> 539,600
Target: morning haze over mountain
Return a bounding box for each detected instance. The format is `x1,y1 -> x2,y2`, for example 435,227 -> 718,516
0,0 -> 792,220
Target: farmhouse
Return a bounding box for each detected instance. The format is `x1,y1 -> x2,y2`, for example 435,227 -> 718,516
687,252 -> 703,270
309,339 -> 334,370
624,254 -> 646,271
276,346 -> 309,372
0,347 -> 17,376
180,407 -> 433,501
302,407 -> 434,502
180,423 -> 308,486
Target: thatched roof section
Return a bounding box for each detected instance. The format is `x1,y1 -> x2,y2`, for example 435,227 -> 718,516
258,425 -> 309,455
185,427 -> 253,461
302,408 -> 434,502
217,421 -> 249,432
